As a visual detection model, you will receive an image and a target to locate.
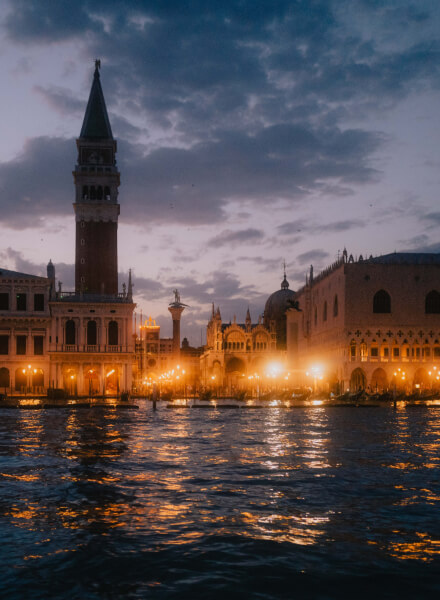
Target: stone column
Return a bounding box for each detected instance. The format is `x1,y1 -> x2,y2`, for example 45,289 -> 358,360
78,364 -> 84,396
168,305 -> 185,361
100,363 -> 105,394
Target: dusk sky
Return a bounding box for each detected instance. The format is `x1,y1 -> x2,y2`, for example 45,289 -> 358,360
0,0 -> 439,344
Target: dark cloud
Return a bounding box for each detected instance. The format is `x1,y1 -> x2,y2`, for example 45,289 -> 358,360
207,228 -> 265,248
296,249 -> 330,266
34,85 -> 84,116
419,212 -> 440,228
4,1 -> 439,176
0,248 -> 75,288
277,218 -> 365,236
5,1 -> 438,230
0,136 -> 75,229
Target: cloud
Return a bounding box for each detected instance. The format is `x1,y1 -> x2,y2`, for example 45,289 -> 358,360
296,249 -> 330,266
7,1 -> 439,232
0,136 -> 75,229
33,85 -> 85,116
277,218 -> 365,236
207,228 -> 265,248
0,247 -> 75,287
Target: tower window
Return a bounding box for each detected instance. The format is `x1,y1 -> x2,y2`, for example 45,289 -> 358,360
80,277 -> 85,283
426,290 -> 440,314
81,239 -> 85,246
0,293 -> 9,310
108,320 -> 118,345
80,258 -> 85,264
16,335 -> 26,355
81,220 -> 86,228
373,290 -> 391,313
34,294 -> 44,311
65,320 -> 76,345
333,295 -> 338,317
16,293 -> 26,311
87,320 -> 97,345
34,336 -> 44,355
0,335 -> 9,354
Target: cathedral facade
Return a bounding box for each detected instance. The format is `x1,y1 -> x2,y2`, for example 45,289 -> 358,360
200,274 -> 295,393
287,251 -> 440,393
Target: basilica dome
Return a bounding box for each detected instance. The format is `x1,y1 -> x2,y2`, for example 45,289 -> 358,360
263,274 -> 296,349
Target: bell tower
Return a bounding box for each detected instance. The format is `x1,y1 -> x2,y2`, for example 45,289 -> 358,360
73,60 -> 120,295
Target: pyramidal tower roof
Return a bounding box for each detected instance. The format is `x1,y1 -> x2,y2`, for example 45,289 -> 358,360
80,60 -> 113,139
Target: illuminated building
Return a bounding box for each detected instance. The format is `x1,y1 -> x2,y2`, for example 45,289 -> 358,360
0,267 -> 52,392
200,272 -> 295,391
48,62 -> 135,395
287,251 -> 440,392
133,291 -> 202,394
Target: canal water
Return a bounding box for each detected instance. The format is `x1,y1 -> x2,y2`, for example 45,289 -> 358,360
0,402 -> 439,599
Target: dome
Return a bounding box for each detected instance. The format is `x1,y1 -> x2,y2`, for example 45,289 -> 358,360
263,274 -> 295,349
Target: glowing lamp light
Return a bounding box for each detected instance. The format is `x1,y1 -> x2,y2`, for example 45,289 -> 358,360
266,362 -> 282,377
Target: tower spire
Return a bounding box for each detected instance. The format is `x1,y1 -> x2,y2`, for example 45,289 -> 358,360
80,59 -> 113,140
281,260 -> 289,290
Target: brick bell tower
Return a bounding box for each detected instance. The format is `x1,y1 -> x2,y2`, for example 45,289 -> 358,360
73,60 -> 120,295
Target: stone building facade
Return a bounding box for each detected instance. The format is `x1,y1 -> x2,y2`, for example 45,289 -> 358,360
0,268 -> 52,393
286,251 -> 440,392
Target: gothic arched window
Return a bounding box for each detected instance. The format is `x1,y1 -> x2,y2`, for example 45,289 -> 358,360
87,320 -> 97,345
65,320 -> 76,345
108,321 -> 118,345
323,301 -> 328,322
314,307 -> 317,326
425,290 -> 440,314
373,290 -> 391,313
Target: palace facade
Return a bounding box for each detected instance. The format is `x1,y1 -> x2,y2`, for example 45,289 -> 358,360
286,251 -> 440,392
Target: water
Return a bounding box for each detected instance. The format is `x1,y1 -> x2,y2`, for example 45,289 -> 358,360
0,402 -> 439,599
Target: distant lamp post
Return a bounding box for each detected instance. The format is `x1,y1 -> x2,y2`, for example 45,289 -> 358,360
69,373 -> 76,397
88,369 -> 94,396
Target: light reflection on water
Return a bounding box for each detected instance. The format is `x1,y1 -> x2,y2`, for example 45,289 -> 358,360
0,403 -> 439,598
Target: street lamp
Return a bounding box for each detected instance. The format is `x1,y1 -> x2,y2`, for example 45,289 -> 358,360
22,364 -> 37,395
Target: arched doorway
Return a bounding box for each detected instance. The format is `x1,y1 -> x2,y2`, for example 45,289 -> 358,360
350,368 -> 366,391
63,367 -> 78,396
104,367 -> 119,395
225,356 -> 246,392
0,367 -> 9,389
370,368 -> 388,392
32,369 -> 44,390
15,368 -> 26,392
85,367 -> 100,396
